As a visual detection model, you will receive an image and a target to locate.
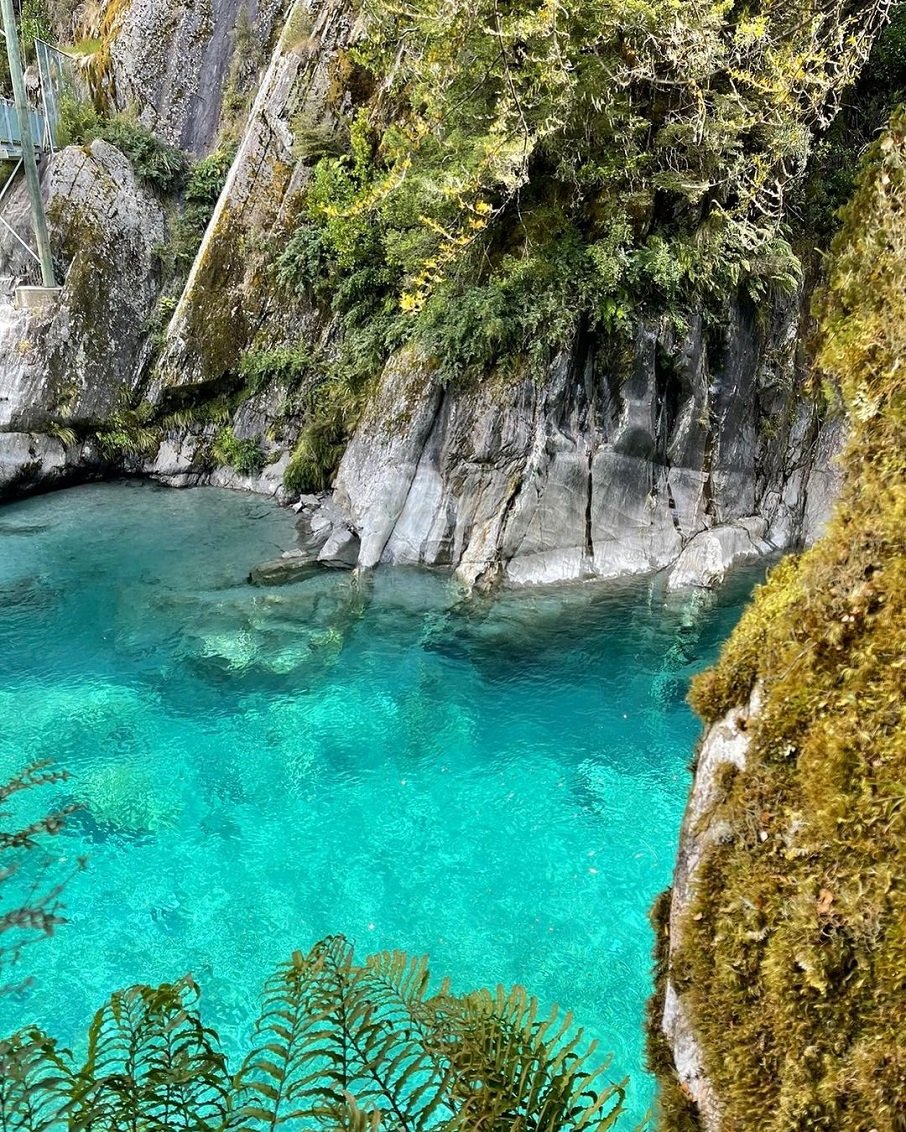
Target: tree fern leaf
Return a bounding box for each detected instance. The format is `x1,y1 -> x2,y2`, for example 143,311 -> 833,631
71,979 -> 230,1131
235,938 -> 348,1128
0,1031 -> 72,1132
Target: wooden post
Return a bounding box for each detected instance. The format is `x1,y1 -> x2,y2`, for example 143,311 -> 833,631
0,0 -> 57,289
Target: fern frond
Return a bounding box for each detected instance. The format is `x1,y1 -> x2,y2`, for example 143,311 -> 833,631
235,939 -> 341,1128
0,940 -> 627,1131
72,979 -> 231,1131
351,950 -> 453,1129
0,1030 -> 73,1132
433,986 -> 626,1132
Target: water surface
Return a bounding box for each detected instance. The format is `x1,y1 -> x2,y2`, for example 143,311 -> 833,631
0,482 -> 761,1123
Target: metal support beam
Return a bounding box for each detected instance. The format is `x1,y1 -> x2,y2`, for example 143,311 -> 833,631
0,0 -> 56,289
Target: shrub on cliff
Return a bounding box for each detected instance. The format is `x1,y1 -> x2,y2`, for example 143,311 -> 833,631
278,0 -> 891,384
657,109 -> 906,1131
56,98 -> 186,194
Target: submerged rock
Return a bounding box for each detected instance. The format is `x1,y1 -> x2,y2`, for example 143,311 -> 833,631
248,551 -> 319,587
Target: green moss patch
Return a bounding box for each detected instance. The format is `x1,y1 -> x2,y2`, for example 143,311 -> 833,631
655,112 -> 906,1132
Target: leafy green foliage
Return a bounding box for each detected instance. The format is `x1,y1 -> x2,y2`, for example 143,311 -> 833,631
282,374 -> 367,494
792,4 -> 906,246
94,403 -> 160,461
19,0 -> 53,58
0,937 -> 628,1131
0,763 -> 80,989
160,144 -> 236,283
56,98 -> 187,193
274,0 -> 891,390
239,345 -> 312,396
658,110 -> 906,1131
211,428 -> 267,477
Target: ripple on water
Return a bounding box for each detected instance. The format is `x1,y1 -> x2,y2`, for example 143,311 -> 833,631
0,481 -> 763,1125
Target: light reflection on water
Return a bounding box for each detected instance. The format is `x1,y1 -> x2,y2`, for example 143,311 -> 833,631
0,481 -> 763,1124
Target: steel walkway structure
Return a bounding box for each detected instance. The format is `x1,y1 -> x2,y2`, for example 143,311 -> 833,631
0,95 -> 49,159
0,36 -> 71,286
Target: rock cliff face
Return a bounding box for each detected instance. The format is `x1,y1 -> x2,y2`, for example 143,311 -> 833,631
149,0 -> 842,588
153,0 -> 357,389
106,0 -> 286,154
326,309 -> 840,589
0,0 -> 842,587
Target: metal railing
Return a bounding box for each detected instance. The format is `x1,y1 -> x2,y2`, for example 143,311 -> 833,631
0,94 -> 47,158
0,37 -> 78,280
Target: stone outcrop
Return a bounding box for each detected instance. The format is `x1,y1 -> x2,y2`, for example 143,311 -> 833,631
312,307 -> 841,588
149,0 -> 841,589
105,0 -> 286,154
0,431 -> 68,499
667,518 -> 772,591
155,0 -> 357,392
0,140 -> 168,490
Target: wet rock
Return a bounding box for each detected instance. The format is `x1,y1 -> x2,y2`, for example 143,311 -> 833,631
0,432 -> 67,497
293,494 -> 361,569
318,526 -> 360,569
667,518 -> 772,591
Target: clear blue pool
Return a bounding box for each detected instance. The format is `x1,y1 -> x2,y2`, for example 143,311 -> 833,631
0,481 -> 762,1123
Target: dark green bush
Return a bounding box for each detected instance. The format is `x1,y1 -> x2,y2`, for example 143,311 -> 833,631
211,428 -> 266,477
57,97 -> 186,194
239,345 -> 311,395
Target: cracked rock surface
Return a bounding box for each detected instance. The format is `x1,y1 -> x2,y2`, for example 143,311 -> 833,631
328,306 -> 842,588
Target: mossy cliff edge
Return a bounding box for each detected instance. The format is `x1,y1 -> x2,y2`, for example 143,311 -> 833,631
652,115 -> 906,1131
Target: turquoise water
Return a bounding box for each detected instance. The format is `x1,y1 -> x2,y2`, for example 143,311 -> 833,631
0,482 -> 761,1123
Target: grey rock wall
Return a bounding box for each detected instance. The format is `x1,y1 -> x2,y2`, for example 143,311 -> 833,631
154,0 -> 357,392
107,0 -> 288,154
324,303 -> 841,589
0,0 -> 843,591
0,140 -> 168,492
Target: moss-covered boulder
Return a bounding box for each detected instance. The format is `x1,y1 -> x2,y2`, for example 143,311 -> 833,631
653,111 -> 906,1132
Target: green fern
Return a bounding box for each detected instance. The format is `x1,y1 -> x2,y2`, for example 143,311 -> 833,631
72,979 -> 231,1131
43,423 -> 78,449
0,939 -> 628,1131
0,1031 -> 72,1132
